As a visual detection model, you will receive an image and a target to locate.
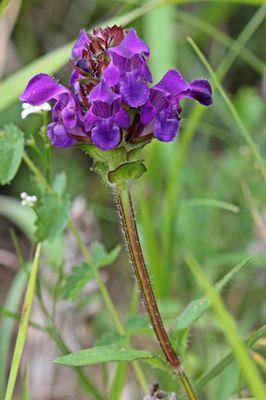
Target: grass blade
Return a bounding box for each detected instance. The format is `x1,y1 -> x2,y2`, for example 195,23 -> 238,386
196,325 -> 266,390
4,244 -> 42,400
186,255 -> 266,399
184,198 -> 240,213
0,271 -> 27,399
187,37 -> 266,182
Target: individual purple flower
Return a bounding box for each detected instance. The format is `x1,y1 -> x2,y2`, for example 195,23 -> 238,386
104,28 -> 152,108
20,73 -> 85,147
84,80 -> 130,150
141,69 -> 213,142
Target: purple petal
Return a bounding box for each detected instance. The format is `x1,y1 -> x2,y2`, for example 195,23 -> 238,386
91,120 -> 121,150
52,93 -> 77,128
153,112 -> 179,142
109,28 -> 149,59
84,109 -> 98,131
189,79 -> 213,105
89,81 -> 120,104
140,101 -> 156,125
139,62 -> 153,83
69,70 -> 79,85
113,107 -> 131,129
72,30 -> 90,59
154,69 -> 189,96
120,76 -> 150,107
104,62 -> 121,86
20,73 -> 69,106
47,123 -> 76,147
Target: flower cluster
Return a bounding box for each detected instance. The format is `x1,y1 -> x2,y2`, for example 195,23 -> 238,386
20,192 -> 38,207
20,26 -> 213,151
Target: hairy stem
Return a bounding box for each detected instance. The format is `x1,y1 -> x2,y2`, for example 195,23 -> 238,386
114,183 -> 196,400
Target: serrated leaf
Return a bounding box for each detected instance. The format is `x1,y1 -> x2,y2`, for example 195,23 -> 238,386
91,242 -> 121,269
54,344 -> 155,366
173,257 -> 251,334
35,191 -> 71,242
62,262 -> 94,300
0,124 -> 24,185
108,161 -> 147,184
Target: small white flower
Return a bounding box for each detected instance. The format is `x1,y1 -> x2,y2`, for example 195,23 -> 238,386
20,192 -> 27,200
20,192 -> 38,207
21,102 -> 51,119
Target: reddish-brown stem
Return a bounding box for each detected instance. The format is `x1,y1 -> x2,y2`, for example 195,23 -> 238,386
114,183 -> 197,400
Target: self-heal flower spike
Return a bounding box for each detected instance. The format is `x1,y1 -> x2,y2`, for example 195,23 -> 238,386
20,25 -> 213,151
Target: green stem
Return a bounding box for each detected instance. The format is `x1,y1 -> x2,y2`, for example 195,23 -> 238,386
4,244 -> 41,400
114,183 -> 196,400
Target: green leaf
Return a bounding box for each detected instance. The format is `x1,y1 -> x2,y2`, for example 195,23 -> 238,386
54,344 -> 155,366
62,243 -> 121,300
91,242 -> 121,269
173,257 -> 251,334
0,124 -> 24,185
108,161 -> 147,184
61,262 -> 94,300
35,191 -> 71,242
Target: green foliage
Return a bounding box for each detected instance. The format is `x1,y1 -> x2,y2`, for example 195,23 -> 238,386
108,161 -> 147,184
187,255 -> 266,399
34,173 -> 71,242
91,241 -> 122,269
173,257 -> 251,334
54,344 -> 155,366
62,243 -> 121,300
4,245 -> 41,400
61,262 -> 94,300
0,271 -> 27,400
0,125 -> 24,185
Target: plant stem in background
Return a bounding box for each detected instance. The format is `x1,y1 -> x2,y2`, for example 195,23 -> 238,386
114,183 -> 197,400
4,243 -> 41,400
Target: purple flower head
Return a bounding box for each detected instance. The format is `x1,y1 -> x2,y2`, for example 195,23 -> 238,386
140,69 -> 213,142
104,28 -> 152,108
20,26 -> 213,152
84,81 -> 130,150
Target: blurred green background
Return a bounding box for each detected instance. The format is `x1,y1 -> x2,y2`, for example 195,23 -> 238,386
0,0 -> 265,399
